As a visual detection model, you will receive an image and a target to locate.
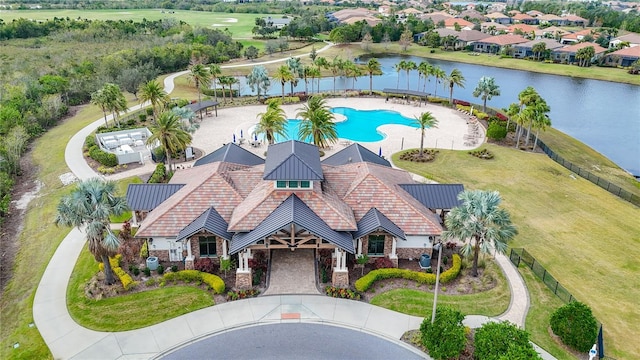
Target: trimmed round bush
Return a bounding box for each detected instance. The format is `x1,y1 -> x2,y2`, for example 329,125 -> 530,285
475,321 -> 539,360
486,121 -> 507,140
550,301 -> 598,352
420,306 -> 466,360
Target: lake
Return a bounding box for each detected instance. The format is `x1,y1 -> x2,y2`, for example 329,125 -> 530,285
236,55 -> 640,176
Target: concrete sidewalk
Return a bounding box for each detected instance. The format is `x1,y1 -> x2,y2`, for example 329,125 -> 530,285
32,57 -> 555,359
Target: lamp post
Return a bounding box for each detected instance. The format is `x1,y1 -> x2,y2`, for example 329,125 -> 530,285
431,241 -> 443,324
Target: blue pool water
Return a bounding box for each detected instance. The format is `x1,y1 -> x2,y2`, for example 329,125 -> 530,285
280,107 -> 419,142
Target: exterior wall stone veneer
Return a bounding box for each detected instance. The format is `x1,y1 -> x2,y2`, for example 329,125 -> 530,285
397,248 -> 432,261
149,249 -> 170,262
236,270 -> 252,289
332,269 -> 349,288
185,257 -> 194,270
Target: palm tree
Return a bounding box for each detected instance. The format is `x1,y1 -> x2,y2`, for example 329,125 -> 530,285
532,42 -> 546,61
296,96 -> 338,148
447,68 -> 465,106
432,66 -> 446,98
404,61 -> 417,91
395,60 -> 407,89
286,57 -> 303,95
55,178 -> 128,285
256,100 -> 288,144
188,63 -> 211,120
523,97 -> 550,147
309,66 -> 321,94
91,87 -> 111,128
414,112 -> 439,157
442,190 -> 517,277
247,65 -> 270,101
342,60 -> 360,89
209,64 -> 222,102
273,65 -> 293,101
329,56 -> 343,94
107,83 -> 128,128
139,80 -> 169,120
531,105 -> 552,151
418,61 -> 431,93
366,58 -> 380,95
472,76 -> 500,113
147,111 -> 192,171
302,65 -> 312,95
515,86 -> 540,148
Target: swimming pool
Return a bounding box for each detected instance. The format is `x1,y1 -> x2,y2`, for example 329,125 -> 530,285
279,107 -> 418,142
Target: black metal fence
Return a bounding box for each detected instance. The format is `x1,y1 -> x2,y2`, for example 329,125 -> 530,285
536,139 -> 640,207
510,248 -> 611,359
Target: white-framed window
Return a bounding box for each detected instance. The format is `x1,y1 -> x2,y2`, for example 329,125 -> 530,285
275,180 -> 312,189
199,236 -> 217,257
367,235 -> 385,256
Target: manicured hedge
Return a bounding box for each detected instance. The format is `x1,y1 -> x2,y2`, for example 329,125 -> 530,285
88,145 -> 118,167
550,301 -> 598,352
201,273 -> 226,294
355,254 -> 462,292
98,254 -> 137,290
163,270 -> 225,294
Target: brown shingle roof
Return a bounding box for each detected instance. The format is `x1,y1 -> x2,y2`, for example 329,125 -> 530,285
555,42 -> 608,54
609,46 -> 640,57
478,34 -> 528,46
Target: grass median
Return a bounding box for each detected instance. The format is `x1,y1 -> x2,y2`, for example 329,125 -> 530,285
392,139 -> 640,359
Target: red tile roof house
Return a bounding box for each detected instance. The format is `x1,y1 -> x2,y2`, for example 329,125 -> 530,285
603,45 -> 640,67
127,141 -> 464,289
473,34 -> 529,54
552,42 -> 608,64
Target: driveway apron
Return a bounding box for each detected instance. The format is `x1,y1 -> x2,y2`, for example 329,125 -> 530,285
263,249 -> 319,295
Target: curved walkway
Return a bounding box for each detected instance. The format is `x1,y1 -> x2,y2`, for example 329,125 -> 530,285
33,47 -> 552,359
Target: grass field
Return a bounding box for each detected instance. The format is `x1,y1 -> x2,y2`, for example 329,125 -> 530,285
392,142 -> 640,359
0,9 -> 274,38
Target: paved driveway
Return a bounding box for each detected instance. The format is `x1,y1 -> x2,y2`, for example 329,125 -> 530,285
263,249 -> 319,295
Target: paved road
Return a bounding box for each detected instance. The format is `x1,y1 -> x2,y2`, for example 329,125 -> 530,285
160,323 -> 426,360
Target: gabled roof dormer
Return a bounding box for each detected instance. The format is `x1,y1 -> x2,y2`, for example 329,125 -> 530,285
263,140 -> 324,181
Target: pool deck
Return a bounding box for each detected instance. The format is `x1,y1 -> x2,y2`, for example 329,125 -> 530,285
107,97 -> 484,180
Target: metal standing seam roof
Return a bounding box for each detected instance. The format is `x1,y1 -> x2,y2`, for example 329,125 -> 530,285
322,143 -> 391,168
175,207 -> 233,241
229,194 -> 354,254
184,100 -> 219,113
126,184 -> 185,211
352,208 -> 406,240
382,88 -> 429,97
400,184 -> 465,210
194,143 -> 265,167
263,140 -> 324,181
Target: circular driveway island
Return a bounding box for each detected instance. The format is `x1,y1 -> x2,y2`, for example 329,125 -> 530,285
160,323 -> 427,359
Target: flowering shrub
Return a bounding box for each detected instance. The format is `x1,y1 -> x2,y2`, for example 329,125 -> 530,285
373,257 -> 394,269
355,254 -> 462,292
194,257 -> 216,274
201,273 -> 225,294
98,254 -> 138,291
161,270 -> 225,293
226,289 -> 260,301
325,286 -> 361,300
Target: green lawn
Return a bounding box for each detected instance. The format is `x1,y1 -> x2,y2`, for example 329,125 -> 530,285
370,260 -> 510,317
67,246 -> 214,331
0,9 -> 273,38
392,143 -> 640,359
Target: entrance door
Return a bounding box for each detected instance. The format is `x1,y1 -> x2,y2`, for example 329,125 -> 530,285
169,242 -> 183,262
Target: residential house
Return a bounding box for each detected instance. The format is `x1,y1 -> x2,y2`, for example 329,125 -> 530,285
485,12 -> 512,25
128,141 -> 464,288
444,17 -> 474,30
506,23 -> 538,37
609,32 -> 640,48
560,29 -> 597,44
513,38 -> 564,59
552,42 -> 608,63
562,14 -> 588,27
537,26 -> 570,40
481,22 -> 508,35
330,8 -> 379,24
511,13 -> 539,25
538,14 -> 568,26
603,46 -> 640,67
459,9 -> 486,22
420,11 -> 453,26
428,28 -> 490,49
473,34 -> 528,53
526,10 -> 545,18
263,16 -> 291,29
397,8 -> 423,19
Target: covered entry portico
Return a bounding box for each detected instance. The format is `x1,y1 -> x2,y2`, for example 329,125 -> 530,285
230,195 -> 355,290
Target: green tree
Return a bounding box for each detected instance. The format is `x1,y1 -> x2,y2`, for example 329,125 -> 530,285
366,58 -> 381,95
414,112 -> 439,157
399,29 -> 413,52
431,66 -> 446,98
90,86 -> 111,128
443,190 -> 517,276
286,57 -> 303,96
309,66 -> 322,94
419,306 -> 466,360
247,65 -> 271,101
329,56 -> 343,94
147,111 -> 192,171
550,301 -> 598,352
296,96 -> 338,148
0,125 -> 29,176
472,76 -> 500,112
418,61 -> 432,93
139,80 -> 169,120
475,321 -> 541,360
209,64 -> 222,102
244,45 -> 259,60
105,83 -> 128,128
309,47 -> 317,62
395,60 -> 407,89
447,68 -> 465,106
532,42 -> 547,61
273,65 -> 293,100
55,179 -> 128,285
188,62 -> 211,120
256,100 -> 287,145
404,61 -> 417,91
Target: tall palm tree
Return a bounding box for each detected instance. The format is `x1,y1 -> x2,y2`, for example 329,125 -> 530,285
188,63 -> 211,120
432,66 -> 446,98
139,80 -> 169,120
418,61 -> 431,93
302,65 -> 312,95
255,100 -> 288,144
515,86 -> 540,148
329,56 -> 343,94
442,190 -> 517,277
296,96 -> 338,148
472,76 -> 500,113
395,60 -> 407,89
342,60 -> 360,89
107,83 -> 128,128
273,65 -> 293,101
447,68 -> 465,106
247,65 -> 270,101
55,178 -> 128,285
286,57 -> 303,95
414,112 -> 439,157
91,87 -> 111,128
523,97 -> 550,147
309,66 -> 321,94
209,64 -> 222,102
405,61 -> 417,91
147,111 -> 192,171
366,58 -> 381,95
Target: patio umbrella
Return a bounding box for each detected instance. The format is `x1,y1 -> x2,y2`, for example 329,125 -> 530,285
378,147 -> 382,157
233,134 -> 236,143
240,129 -> 243,138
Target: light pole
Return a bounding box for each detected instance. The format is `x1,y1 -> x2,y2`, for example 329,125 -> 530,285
431,241 -> 443,324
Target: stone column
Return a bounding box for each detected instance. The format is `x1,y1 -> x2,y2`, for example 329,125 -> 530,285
222,239 -> 229,260
332,249 -> 349,288
389,237 -> 399,268
357,238 -> 362,257
236,250 -> 252,290
185,238 -> 195,270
